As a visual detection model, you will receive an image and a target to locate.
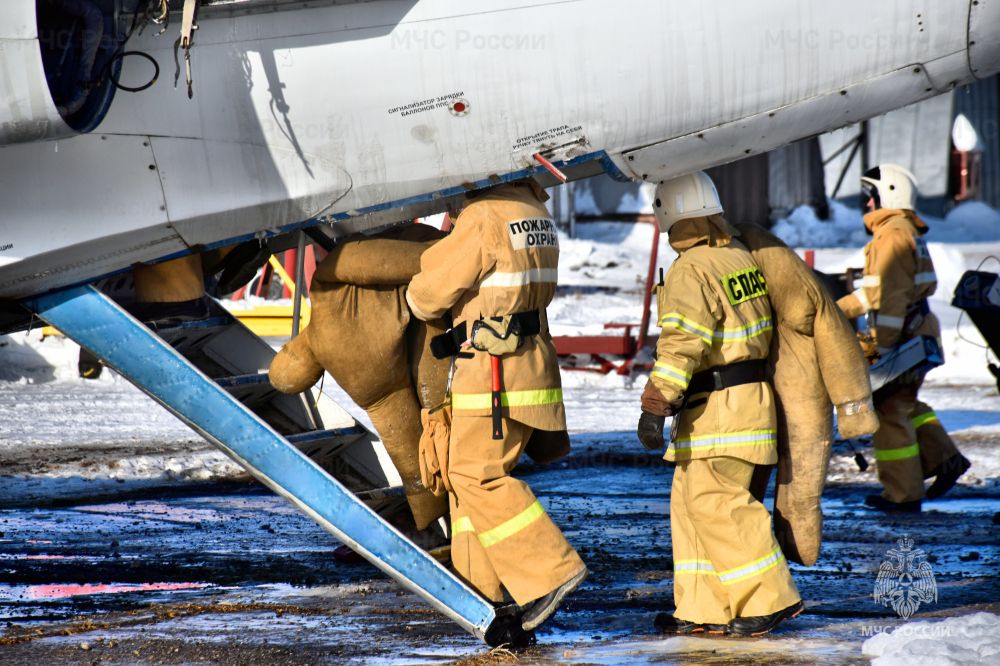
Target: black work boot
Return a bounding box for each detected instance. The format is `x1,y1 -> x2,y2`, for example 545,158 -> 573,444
485,603 -> 536,649
926,454 -> 971,499
865,494 -> 922,513
520,567 -> 587,631
77,348 -> 103,380
728,600 -> 804,637
654,613 -> 727,635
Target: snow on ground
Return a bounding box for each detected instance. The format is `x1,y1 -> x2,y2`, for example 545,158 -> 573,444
1,199 -> 998,494
862,612 -> 1000,665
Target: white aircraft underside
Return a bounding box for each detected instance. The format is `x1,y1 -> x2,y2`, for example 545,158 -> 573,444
1,0 -> 998,301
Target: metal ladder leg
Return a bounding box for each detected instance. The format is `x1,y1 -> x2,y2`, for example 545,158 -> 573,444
26,284 -> 499,641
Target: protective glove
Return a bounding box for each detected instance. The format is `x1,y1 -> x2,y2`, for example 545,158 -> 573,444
637,411 -> 666,451
641,380 -> 678,417
857,332 -> 880,363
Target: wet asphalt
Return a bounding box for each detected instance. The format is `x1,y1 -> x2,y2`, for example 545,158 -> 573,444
1,430 -> 997,665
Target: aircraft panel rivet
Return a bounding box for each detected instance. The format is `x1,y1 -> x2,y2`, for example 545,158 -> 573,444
149,165 -> 156,170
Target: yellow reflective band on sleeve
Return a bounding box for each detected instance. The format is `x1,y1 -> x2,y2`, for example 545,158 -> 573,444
718,546 -> 785,586
874,443 -> 920,462
452,516 -> 475,535
674,559 -> 717,576
451,388 -> 563,411
874,313 -> 905,329
672,430 -> 777,454
658,313 -> 713,345
912,412 -> 940,429
477,500 -> 545,548
652,361 -> 691,389
713,317 -> 773,342
861,275 -> 882,288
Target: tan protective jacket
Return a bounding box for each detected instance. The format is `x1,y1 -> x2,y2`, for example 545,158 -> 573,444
651,216 -> 777,465
406,183 -> 566,432
837,209 -> 940,348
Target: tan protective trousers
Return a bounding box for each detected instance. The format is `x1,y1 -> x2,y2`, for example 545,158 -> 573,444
671,457 -> 801,625
874,377 -> 961,503
447,416 -> 586,605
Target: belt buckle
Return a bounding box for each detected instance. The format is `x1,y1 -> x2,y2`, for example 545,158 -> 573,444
712,370 -> 724,391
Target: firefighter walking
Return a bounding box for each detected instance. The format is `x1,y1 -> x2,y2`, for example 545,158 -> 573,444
637,172 -> 802,637
837,165 -> 971,512
406,180 -> 587,633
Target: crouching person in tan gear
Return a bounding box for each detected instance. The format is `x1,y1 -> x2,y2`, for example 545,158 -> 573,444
637,172 -> 801,637
406,180 -> 587,633
837,165 -> 970,513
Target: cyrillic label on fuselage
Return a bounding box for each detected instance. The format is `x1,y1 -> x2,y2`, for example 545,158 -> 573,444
722,266 -> 768,305
507,218 -> 559,250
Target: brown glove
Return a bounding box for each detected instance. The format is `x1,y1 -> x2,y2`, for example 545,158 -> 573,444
858,332 -> 880,363
641,380 -> 680,417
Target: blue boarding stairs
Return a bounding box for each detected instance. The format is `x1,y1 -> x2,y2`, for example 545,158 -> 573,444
25,283 -> 523,646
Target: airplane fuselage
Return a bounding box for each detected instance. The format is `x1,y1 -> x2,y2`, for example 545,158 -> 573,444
1,0 -> 998,300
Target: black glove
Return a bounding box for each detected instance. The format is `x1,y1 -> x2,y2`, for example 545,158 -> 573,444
637,411 -> 666,450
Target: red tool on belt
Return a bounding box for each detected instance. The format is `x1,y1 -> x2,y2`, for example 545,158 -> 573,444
491,355 -> 503,439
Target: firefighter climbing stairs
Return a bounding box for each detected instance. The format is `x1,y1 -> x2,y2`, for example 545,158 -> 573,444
24,282 -> 507,644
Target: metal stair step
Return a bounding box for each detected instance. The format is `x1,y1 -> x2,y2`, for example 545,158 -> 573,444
286,426 -> 369,462
151,316 -> 235,356
216,372 -> 278,407
354,485 -> 408,501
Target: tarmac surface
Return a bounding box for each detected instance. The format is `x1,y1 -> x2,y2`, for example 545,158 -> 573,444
1,427 -> 997,665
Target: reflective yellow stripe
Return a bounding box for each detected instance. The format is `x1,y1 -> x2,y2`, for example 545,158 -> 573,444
713,317 -> 773,341
874,443 -> 920,461
478,501 -> 545,548
653,361 -> 691,389
912,412 -> 939,429
451,388 -> 563,411
673,430 -> 777,453
674,559 -> 716,576
718,546 -> 785,585
480,268 -> 559,288
874,313 -> 905,329
659,312 -> 713,345
452,516 -> 475,535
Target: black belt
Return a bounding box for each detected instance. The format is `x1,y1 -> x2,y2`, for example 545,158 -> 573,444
686,359 -> 768,396
430,310 -> 541,359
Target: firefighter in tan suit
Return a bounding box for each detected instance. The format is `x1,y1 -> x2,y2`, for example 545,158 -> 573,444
637,172 -> 801,637
837,165 -> 970,512
406,180 -> 587,633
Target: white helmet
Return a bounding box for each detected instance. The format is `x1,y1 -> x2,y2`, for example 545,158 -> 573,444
653,171 -> 724,233
861,164 -> 918,211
